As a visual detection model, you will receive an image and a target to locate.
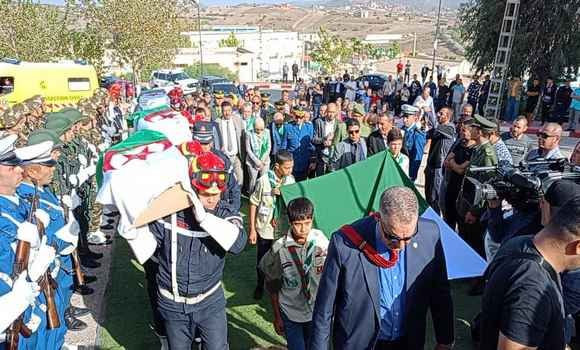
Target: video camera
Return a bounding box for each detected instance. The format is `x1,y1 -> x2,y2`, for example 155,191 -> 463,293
460,158 -> 580,210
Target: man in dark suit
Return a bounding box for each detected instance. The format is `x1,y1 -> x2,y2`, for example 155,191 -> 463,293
310,186 -> 454,350
367,114 -> 393,156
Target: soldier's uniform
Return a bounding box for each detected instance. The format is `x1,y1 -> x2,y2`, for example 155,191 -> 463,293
147,152 -> 247,350
211,91 -> 225,121
0,134 -> 71,350
458,114 -> 498,258
260,92 -> 276,125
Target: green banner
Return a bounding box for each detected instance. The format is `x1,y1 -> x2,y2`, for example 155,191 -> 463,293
280,150 -> 427,237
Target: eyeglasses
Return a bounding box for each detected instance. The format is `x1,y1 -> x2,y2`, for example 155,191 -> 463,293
348,129 -> 360,135
380,220 -> 418,243
537,132 -> 557,139
252,102 -> 261,105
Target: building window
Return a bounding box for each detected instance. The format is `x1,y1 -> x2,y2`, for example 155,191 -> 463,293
68,77 -> 91,91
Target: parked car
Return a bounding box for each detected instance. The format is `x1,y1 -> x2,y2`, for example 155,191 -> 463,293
355,74 -> 387,92
199,75 -> 229,91
210,82 -> 239,96
100,75 -> 120,89
150,69 -> 198,94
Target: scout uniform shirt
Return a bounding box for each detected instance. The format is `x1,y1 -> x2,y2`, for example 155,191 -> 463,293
259,229 -> 329,323
249,171 -> 295,240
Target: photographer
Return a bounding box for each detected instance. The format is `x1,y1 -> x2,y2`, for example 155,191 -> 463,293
479,191 -> 580,350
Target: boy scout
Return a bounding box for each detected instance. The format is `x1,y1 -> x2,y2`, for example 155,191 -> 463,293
249,150 -> 296,300
259,197 -> 328,350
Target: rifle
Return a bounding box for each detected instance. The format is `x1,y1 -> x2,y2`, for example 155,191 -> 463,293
6,187 -> 36,350
60,198 -> 85,286
30,182 -> 60,330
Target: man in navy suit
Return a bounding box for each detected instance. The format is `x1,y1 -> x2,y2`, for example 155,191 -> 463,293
310,186 -> 454,350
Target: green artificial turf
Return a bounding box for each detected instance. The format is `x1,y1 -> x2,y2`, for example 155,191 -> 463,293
98,200 -> 482,350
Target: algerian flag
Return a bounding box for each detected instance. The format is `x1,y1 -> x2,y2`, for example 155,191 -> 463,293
96,129 -> 194,263
133,107 -> 192,145
280,151 -> 487,279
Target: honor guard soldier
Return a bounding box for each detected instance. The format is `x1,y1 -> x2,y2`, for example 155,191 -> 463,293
0,134 -> 65,350
211,91 -> 225,120
260,92 -> 276,125
458,114 -> 498,262
148,151 -> 247,350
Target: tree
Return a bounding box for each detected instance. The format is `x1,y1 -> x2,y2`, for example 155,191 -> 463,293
459,0 -> 580,80
59,0 -> 106,75
0,1 -> 63,61
219,32 -> 241,48
86,0 -> 187,82
310,28 -> 352,74
184,63 -> 236,81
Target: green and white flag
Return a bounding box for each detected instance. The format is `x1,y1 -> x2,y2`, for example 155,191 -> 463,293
96,129 -> 193,263
280,150 -> 487,279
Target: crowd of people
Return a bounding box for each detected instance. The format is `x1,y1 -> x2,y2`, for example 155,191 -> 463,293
0,67 -> 579,350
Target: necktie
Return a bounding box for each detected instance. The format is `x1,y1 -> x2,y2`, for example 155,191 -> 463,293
352,142 -> 358,164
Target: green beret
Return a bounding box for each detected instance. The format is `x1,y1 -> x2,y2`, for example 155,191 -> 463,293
27,128 -> 62,147
274,100 -> 285,107
60,108 -> 87,123
45,116 -> 73,135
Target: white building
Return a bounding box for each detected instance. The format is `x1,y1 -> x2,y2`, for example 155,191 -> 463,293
181,27 -> 304,81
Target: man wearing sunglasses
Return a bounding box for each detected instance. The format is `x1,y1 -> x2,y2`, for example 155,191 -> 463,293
525,122 -> 564,169
311,186 -> 454,350
148,151 -> 246,350
331,119 -> 367,171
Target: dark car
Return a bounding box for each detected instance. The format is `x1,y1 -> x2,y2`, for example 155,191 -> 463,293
210,82 -> 239,96
199,76 -> 229,91
355,74 -> 387,91
100,75 -> 120,89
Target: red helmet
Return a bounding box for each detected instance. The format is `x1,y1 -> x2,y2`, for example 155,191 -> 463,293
168,86 -> 183,100
189,152 -> 227,194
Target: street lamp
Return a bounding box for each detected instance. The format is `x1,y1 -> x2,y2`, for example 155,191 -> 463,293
431,0 -> 442,80
192,0 -> 204,77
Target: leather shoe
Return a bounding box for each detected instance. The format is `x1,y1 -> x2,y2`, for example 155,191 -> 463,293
80,256 -> 101,269
253,286 -> 263,300
74,284 -> 94,295
65,313 -> 88,331
69,306 -> 91,318
100,224 -> 115,231
104,211 -> 119,217
79,250 -> 103,260
83,275 -> 97,284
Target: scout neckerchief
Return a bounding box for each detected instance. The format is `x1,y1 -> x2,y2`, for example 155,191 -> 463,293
249,131 -> 270,160
287,238 -> 316,303
340,213 -> 399,268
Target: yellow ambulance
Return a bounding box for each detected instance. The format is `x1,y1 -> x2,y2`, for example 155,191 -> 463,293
0,59 -> 99,110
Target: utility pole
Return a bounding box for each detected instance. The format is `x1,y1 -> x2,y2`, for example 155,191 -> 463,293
194,0 -> 204,77
431,0 -> 442,79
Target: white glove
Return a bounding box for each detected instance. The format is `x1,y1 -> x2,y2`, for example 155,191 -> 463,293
97,143 -> 108,152
191,192 -> 207,223
85,164 -> 97,177
78,154 -> 88,167
61,195 -> 72,209
0,273 -> 40,332
77,169 -> 89,185
71,190 -> 81,209
28,238 -> 56,281
87,143 -> 97,154
35,209 -> 51,229
55,223 -> 78,254
17,222 -> 40,249
12,272 -> 40,305
68,174 -> 78,186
